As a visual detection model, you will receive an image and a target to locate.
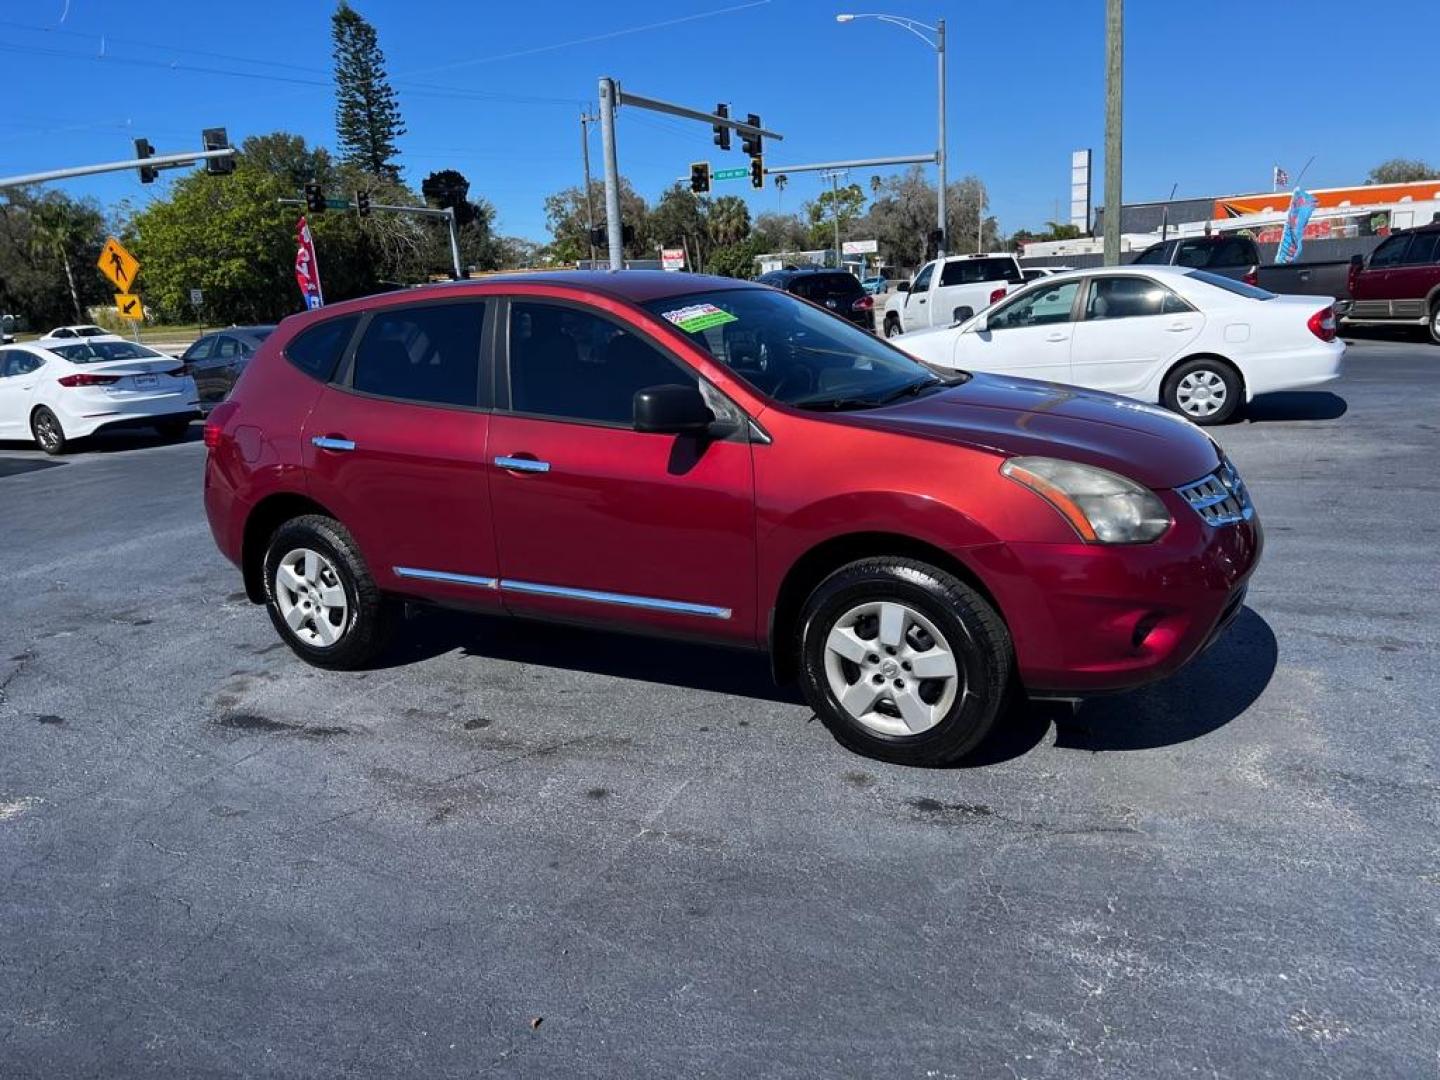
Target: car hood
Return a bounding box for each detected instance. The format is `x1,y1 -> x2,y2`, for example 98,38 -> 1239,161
843,373 -> 1222,489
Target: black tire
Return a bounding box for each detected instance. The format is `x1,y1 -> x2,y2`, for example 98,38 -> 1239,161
1428,300 -> 1440,346
155,419 -> 191,441
31,406 -> 68,455
1161,357 -> 1242,426
796,558 -> 1012,767
884,316 -> 903,339
261,514 -> 395,670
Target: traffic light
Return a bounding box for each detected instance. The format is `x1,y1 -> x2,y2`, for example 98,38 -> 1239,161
356,190 -> 371,217
304,181 -> 325,214
749,156 -> 764,190
690,162 -> 711,195
202,127 -> 234,175
622,223 -> 636,247
135,138 -> 158,184
740,113 -> 762,158
712,103 -> 731,152
589,225 -> 606,249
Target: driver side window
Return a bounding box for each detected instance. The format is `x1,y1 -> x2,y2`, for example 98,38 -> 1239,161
909,262 -> 935,294
986,282 -> 1080,331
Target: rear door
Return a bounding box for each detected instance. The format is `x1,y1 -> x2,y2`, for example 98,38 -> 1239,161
181,336 -> 220,402
1068,275 -> 1203,396
301,298 -> 502,608
952,278 -> 1081,381
1388,230 -> 1439,321
486,296 -> 756,644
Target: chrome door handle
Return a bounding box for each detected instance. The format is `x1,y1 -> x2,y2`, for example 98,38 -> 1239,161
312,436 -> 356,452
1044,332 -> 1068,342
1166,323 -> 1193,332
495,455 -> 550,474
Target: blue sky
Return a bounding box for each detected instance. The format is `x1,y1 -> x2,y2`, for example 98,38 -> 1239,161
4,0 -> 1437,242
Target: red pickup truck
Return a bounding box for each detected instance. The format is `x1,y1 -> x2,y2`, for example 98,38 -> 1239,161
1344,222 -> 1440,344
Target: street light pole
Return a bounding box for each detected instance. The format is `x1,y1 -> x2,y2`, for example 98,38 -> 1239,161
936,17 -> 947,258
1103,0 -> 1124,266
837,12 -> 947,257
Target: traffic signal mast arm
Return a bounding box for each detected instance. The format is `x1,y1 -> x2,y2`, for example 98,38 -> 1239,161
0,145 -> 238,190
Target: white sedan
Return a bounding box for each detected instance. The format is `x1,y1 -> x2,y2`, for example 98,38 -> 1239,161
0,336 -> 199,454
892,265 -> 1344,424
44,324 -> 112,339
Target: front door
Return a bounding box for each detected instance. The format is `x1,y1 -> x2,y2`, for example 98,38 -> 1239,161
952,278 -> 1080,382
902,261 -> 936,331
487,297 -> 757,644
1068,275 -> 1203,396
0,349 -> 44,438
301,298 -> 501,608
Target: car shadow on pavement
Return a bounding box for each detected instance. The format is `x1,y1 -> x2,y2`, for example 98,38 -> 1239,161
379,607 -> 804,704
966,606 -> 1277,766
0,426 -> 202,456
1244,392 -> 1347,423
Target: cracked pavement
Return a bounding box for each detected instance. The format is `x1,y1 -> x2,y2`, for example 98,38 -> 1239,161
0,337 -> 1436,1078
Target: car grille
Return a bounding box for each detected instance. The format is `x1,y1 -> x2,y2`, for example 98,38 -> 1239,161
1176,459 -> 1254,527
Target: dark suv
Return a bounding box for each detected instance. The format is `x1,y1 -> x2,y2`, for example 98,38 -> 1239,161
755,268 -> 874,330
1345,223 -> 1440,343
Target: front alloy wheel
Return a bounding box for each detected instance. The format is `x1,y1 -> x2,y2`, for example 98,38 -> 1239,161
798,558 -> 1013,766
1429,302 -> 1440,345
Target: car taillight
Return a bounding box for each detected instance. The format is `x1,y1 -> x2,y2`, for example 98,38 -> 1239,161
989,287 -> 1007,304
57,373 -> 120,387
1243,266 -> 1259,287
204,400 -> 240,451
851,295 -> 874,311
1307,306 -> 1337,342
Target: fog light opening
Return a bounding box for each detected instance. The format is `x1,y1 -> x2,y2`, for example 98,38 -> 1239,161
1132,612 -> 1165,650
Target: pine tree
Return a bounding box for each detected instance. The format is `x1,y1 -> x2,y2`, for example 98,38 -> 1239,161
331,2 -> 406,182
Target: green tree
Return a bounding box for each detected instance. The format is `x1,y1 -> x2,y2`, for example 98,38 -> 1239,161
420,169 -> 506,273
130,132 -> 419,322
543,178 -> 648,262
860,168 -> 996,266
805,183 -> 866,250
707,235 -> 767,279
752,211 -> 809,253
1367,158 -> 1438,184
0,188 -> 106,328
648,184 -> 710,270
332,1 -> 406,182
707,195 -> 751,247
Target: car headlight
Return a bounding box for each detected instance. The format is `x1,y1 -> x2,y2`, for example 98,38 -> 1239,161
1001,456 -> 1171,543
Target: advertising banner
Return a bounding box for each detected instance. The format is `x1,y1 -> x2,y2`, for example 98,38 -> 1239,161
295,216 -> 324,309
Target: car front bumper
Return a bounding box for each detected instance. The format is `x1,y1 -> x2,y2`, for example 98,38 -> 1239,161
968,495 -> 1263,694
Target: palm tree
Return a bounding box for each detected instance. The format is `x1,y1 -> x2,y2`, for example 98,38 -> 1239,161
774,173 -> 787,209
707,195 -> 751,247
30,197 -> 93,324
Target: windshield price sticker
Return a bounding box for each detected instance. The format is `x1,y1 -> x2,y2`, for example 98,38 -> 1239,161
662,303 -> 738,333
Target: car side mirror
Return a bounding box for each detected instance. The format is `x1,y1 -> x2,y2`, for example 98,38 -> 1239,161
896,281 -> 911,293
633,384 -> 715,435
973,314 -> 990,333
952,305 -> 974,326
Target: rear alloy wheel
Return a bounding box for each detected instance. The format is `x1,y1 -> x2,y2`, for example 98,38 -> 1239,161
262,515 -> 395,670
31,407 -> 68,455
797,558 -> 1012,766
1163,359 -> 1241,425
1428,302 -> 1440,345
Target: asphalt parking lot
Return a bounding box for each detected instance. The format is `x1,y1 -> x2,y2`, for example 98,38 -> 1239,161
1,336 -> 1436,1078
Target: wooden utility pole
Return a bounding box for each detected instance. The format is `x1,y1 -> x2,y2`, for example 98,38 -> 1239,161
1103,0 -> 1124,265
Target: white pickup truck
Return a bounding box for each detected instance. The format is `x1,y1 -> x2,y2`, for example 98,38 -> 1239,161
882,253 -> 1026,337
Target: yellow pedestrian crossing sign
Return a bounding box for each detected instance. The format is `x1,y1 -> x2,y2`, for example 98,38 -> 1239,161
115,293 -> 143,320
98,236 -> 139,291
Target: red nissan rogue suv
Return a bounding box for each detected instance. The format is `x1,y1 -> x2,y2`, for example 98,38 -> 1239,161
204,272 -> 1261,765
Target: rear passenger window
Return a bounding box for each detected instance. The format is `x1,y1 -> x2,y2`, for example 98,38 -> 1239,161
351,303 -> 486,408
1403,232 -> 1438,264
285,315 -> 359,382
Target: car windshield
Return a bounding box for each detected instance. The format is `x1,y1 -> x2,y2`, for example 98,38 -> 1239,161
643,287 -> 964,410
50,341 -> 168,364
1186,269 -> 1275,300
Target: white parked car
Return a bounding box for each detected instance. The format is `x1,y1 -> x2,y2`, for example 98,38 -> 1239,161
0,336 -> 200,454
882,253 -> 1025,337
44,324 -> 112,339
891,265 -> 1344,424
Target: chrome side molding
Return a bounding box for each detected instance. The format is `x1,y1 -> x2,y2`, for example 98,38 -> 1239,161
391,567 -> 731,619
393,567 -> 499,589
